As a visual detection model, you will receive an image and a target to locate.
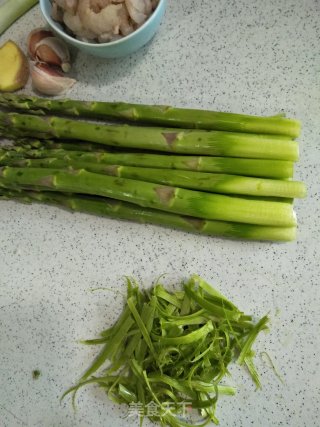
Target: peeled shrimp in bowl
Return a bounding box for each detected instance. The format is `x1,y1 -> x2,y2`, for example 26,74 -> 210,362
42,0 -> 166,58
50,0 -> 160,42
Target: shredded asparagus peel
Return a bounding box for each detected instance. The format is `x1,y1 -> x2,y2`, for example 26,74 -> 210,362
62,275 -> 269,426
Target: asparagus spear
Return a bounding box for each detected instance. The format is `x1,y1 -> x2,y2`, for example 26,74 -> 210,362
0,148 -> 294,179
0,167 -> 296,226
0,111 -> 299,160
93,165 -> 305,199
0,189 -> 297,241
4,157 -> 305,198
0,94 -> 301,138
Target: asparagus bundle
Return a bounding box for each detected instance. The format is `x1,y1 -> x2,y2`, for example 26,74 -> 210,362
0,94 -> 305,241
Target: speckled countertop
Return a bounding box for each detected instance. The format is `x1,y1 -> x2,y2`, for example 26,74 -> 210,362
0,1 -> 319,426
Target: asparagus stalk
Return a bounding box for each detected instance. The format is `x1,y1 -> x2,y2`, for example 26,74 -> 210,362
0,167 -> 296,226
93,165 -> 305,199
0,148 -> 294,179
0,189 -> 297,242
5,157 -> 306,198
0,94 -> 301,138
0,111 -> 299,160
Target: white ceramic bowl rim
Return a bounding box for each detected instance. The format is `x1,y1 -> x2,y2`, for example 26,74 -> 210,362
40,0 -> 166,48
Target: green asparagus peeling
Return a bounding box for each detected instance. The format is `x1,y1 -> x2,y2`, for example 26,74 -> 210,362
0,93 -> 301,137
61,275 -> 269,427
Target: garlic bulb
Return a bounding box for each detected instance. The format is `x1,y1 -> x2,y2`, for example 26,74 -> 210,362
35,37 -> 71,72
31,62 -> 76,96
27,28 -> 54,59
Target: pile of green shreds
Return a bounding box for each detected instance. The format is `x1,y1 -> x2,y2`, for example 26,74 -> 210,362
0,93 -> 306,241
62,275 -> 269,426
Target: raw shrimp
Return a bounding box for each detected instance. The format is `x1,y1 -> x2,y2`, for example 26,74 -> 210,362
54,0 -> 79,13
125,0 -> 152,25
151,0 -> 159,10
119,5 -> 134,35
89,1 -> 127,13
89,0 -> 133,36
144,0 -> 152,15
78,0 -> 126,36
51,1 -> 64,21
98,33 -> 122,42
63,10 -> 96,39
89,0 -> 112,13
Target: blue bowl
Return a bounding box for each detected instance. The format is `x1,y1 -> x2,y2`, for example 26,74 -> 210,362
39,0 -> 166,58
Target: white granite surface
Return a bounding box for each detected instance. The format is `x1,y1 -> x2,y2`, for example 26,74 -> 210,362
0,0 -> 319,426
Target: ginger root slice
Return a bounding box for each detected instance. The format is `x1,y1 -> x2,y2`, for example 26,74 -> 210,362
0,40 -> 29,92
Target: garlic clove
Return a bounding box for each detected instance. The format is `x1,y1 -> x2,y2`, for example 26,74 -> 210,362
35,37 -> 71,73
27,28 -> 54,59
31,62 -> 76,96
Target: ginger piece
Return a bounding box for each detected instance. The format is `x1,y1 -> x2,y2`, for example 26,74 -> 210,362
0,40 -> 29,92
